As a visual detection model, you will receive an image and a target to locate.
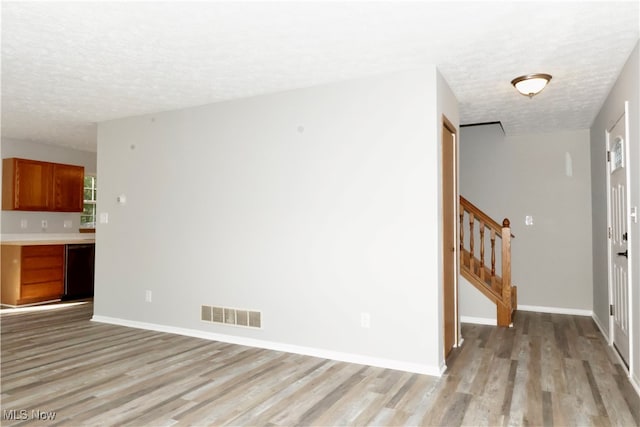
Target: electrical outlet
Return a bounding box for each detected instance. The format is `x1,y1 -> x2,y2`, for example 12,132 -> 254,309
63,220 -> 72,228
361,312 -> 371,328
41,220 -> 48,229
20,219 -> 28,229
145,290 -> 152,303
99,212 -> 109,224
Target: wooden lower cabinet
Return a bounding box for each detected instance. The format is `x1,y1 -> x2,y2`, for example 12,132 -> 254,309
1,244 -> 64,305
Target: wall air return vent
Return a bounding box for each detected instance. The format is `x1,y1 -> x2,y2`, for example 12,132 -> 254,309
201,305 -> 212,322
212,306 -> 224,323
223,308 -> 236,325
236,310 -> 249,326
201,305 -> 262,329
249,311 -> 261,328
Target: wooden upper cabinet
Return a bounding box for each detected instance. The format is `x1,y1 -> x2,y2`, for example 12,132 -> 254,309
2,158 -> 84,212
2,158 -> 53,210
53,163 -> 84,212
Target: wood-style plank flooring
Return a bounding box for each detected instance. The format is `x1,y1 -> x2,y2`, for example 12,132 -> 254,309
1,301 -> 638,426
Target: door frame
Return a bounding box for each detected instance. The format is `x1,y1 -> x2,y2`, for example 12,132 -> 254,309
606,101 -> 634,372
442,115 -> 460,359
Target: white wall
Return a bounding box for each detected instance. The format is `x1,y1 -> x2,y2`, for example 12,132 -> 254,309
0,138 -> 97,235
94,68 -> 458,375
590,41 -> 639,389
459,125 -> 593,320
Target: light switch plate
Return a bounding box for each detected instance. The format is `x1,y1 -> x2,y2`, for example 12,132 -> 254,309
361,312 -> 371,328
99,212 -> 109,224
525,216 -> 534,226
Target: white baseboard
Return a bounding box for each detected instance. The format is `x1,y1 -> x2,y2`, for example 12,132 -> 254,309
91,315 -> 443,377
517,305 -> 593,316
632,373 -> 640,399
462,308 -> 593,324
461,307 -> 593,327
592,313 -> 611,342
590,315 -> 640,400
460,316 -> 496,326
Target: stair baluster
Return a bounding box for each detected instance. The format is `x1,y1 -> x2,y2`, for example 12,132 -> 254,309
459,196 -> 517,327
479,221 -> 485,281
459,210 -> 464,253
490,229 -> 496,289
469,213 -> 475,272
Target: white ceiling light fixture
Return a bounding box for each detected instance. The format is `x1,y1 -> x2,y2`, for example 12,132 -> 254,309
511,73 -> 552,98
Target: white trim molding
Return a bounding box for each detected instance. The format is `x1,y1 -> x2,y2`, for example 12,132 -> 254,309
91,315 -> 443,377
593,315 -> 640,399
517,305 -> 593,316
460,316 -> 497,326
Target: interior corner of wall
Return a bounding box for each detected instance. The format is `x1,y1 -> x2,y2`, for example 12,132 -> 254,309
592,312 -> 610,342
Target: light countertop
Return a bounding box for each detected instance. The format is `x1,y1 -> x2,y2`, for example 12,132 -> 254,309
1,239 -> 95,246
1,233 -> 95,246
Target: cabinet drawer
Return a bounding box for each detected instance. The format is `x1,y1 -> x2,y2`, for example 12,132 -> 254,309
22,267 -> 63,285
22,245 -> 64,257
21,281 -> 63,299
22,255 -> 63,270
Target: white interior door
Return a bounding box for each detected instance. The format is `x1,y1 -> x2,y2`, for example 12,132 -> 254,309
608,113 -> 630,366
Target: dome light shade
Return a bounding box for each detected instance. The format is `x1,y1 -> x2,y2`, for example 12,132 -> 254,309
511,73 -> 552,98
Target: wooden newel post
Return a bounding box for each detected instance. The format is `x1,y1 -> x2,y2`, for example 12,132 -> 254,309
501,218 -> 511,305
496,218 -> 513,327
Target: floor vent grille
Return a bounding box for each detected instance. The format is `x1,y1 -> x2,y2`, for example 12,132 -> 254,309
201,305 -> 262,329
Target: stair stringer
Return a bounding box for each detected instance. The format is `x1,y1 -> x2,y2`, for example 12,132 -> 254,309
460,265 -> 516,327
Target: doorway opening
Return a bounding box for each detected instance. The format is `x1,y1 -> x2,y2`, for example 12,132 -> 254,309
442,116 -> 458,359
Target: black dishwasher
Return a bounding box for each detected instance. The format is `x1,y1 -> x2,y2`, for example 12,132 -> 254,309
64,244 -> 95,300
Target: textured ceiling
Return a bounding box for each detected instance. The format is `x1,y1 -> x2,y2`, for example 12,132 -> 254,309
2,1 -> 639,152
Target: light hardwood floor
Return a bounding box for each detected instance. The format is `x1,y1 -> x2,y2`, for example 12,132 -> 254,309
1,302 -> 638,426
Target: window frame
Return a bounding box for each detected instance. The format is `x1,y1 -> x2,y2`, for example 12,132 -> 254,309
81,174 -> 97,228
